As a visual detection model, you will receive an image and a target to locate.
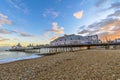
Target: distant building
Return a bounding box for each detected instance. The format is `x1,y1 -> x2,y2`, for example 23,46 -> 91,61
115,38 -> 120,43
11,43 -> 24,49
50,34 -> 99,46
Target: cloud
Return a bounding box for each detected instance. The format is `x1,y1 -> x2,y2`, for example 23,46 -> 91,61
0,29 -> 12,34
88,18 -> 119,30
13,38 -> 19,40
12,30 -> 34,37
73,10 -> 83,19
51,22 -> 64,34
0,13 -> 12,27
46,22 -> 64,35
50,35 -> 59,40
78,29 -> 89,34
45,22 -> 64,40
78,17 -> 120,40
7,0 -> 29,14
0,36 -> 10,42
43,9 -> 59,18
108,10 -> 120,17
0,28 -> 34,37
109,2 -> 120,10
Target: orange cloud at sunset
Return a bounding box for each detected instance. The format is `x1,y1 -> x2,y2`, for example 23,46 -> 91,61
73,10 -> 83,19
78,17 -> 120,41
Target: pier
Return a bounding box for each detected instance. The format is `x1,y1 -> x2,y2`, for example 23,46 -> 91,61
9,42 -> 120,54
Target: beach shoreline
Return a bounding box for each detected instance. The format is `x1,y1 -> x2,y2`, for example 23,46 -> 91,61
0,50 -> 120,80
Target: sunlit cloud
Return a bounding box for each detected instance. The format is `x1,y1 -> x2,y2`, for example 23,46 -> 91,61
78,6 -> 120,40
51,22 -> 64,34
79,18 -> 120,33
50,35 -> 59,40
73,10 -> 83,19
46,22 -> 64,35
45,22 -> 64,40
0,36 -> 10,42
43,9 -> 59,18
0,13 -> 12,28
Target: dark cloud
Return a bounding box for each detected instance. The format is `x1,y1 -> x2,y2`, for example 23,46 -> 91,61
0,29 -> 34,37
78,29 -> 89,34
88,18 -> 118,29
12,30 -> 34,37
78,18 -> 120,36
109,2 -> 120,10
108,10 -> 120,17
0,29 -> 12,34
19,32 -> 34,37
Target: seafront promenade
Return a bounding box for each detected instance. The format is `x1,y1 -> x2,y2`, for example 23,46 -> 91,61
0,50 -> 120,80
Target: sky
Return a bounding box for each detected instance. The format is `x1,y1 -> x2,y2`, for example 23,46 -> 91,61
0,0 -> 120,46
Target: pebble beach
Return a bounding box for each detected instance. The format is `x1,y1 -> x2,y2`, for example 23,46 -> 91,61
0,50 -> 120,80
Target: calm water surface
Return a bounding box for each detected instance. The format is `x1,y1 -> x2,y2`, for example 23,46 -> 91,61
0,51 -> 42,64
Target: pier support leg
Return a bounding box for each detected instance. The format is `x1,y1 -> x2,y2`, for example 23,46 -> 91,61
70,47 -> 73,52
105,45 -> 110,49
113,45 -> 117,49
39,48 -> 40,53
87,46 -> 90,49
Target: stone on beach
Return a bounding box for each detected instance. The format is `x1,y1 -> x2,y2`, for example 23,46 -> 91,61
0,50 -> 120,80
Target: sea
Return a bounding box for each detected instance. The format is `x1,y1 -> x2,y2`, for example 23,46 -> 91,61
0,46 -> 42,64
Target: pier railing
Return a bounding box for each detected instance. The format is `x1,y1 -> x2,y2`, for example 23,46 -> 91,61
9,42 -> 120,54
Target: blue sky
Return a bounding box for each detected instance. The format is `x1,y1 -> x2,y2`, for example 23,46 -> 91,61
0,0 -> 120,46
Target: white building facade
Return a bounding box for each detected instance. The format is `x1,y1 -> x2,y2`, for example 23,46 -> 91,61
50,34 -> 99,46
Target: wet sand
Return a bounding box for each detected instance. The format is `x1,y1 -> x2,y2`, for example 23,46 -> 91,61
0,50 -> 120,80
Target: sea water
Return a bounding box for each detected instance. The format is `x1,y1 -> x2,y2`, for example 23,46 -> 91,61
0,51 -> 42,64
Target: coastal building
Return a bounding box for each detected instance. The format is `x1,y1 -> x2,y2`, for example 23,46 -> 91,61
26,44 -> 34,49
50,34 -> 99,46
115,38 -> 120,43
11,43 -> 24,50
